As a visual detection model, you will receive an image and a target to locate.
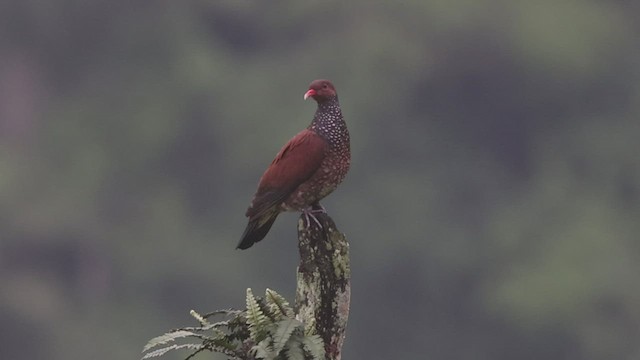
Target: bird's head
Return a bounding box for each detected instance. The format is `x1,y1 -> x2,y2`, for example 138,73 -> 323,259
304,79 -> 337,103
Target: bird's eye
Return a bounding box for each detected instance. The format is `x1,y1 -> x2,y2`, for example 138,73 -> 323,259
323,84 -> 328,89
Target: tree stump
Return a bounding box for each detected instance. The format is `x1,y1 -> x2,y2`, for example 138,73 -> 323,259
295,213 -> 350,360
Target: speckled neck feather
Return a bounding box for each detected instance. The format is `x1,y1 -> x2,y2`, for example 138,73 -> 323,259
309,97 -> 350,151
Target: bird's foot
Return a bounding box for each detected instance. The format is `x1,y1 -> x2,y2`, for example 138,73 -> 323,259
302,205 -> 325,229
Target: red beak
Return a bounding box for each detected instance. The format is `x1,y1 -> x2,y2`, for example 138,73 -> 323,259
304,89 -> 316,100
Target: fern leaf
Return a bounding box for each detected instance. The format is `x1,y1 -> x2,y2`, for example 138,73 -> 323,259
284,335 -> 305,360
190,310 -> 210,326
251,338 -> 276,359
200,308 -> 242,319
265,288 -> 294,319
143,330 -> 202,352
246,288 -> 268,341
179,320 -> 229,332
301,335 -> 325,360
141,343 -> 203,359
272,319 -> 302,356
210,335 -> 237,352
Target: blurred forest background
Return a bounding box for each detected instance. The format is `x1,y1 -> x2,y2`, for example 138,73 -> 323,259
1,1 -> 639,359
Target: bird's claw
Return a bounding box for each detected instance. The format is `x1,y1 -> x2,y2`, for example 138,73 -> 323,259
302,206 -> 325,229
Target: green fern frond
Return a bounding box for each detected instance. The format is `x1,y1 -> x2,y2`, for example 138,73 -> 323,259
265,288 -> 294,319
246,288 -> 268,341
142,343 -> 204,359
183,347 -> 207,360
179,320 -> 230,333
251,338 -> 276,359
301,334 -> 325,360
284,335 -> 305,360
143,330 -> 204,352
272,319 -> 302,356
142,289 -> 313,360
200,309 -> 242,319
190,310 -> 210,326
209,335 -> 238,352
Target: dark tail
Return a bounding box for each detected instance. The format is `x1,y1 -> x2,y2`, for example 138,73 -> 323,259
237,212 -> 279,250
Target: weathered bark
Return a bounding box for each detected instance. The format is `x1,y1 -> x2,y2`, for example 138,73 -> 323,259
295,213 -> 350,360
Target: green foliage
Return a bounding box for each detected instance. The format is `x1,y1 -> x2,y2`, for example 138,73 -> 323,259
284,335 -> 305,360
142,288 -> 324,360
143,330 -> 205,353
300,335 -> 325,360
143,344 -> 204,360
246,288 -> 269,342
266,288 -> 295,320
142,308 -> 244,360
271,319 -> 303,356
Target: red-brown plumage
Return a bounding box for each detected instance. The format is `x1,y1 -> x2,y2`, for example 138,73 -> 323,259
237,79 -> 350,250
245,129 -> 328,219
